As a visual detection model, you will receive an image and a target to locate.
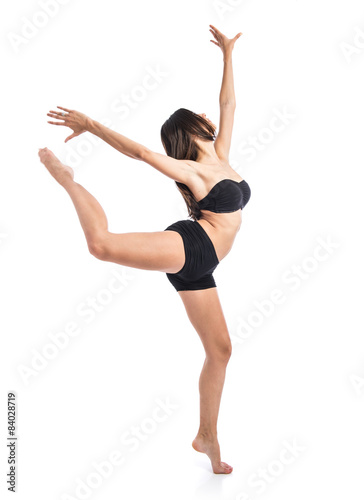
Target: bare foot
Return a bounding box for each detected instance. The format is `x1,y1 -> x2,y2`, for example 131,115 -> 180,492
38,147 -> 74,185
192,433 -> 233,474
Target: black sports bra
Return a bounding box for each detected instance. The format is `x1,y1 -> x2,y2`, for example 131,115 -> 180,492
196,178 -> 251,218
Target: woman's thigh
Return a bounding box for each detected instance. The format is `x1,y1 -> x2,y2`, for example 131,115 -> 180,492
178,287 -> 232,357
101,230 -> 186,273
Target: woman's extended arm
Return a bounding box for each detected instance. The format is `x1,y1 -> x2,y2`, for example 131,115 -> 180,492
218,45 -> 237,107
47,106 -> 144,159
88,119 -> 145,159
209,25 -> 242,161
47,106 -> 195,183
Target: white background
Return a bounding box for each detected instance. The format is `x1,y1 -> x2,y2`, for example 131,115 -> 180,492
1,0 -> 364,499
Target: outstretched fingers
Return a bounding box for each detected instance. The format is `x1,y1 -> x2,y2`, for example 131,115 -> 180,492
209,26 -> 222,43
57,105 -> 71,112
209,24 -> 222,36
47,120 -> 66,126
47,107 -> 70,125
47,113 -> 64,119
209,24 -> 243,47
47,113 -> 66,126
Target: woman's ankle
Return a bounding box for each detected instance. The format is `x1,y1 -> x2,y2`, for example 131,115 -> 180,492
60,173 -> 75,188
197,429 -> 218,440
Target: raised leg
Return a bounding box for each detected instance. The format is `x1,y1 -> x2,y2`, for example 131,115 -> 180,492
178,287 -> 233,474
38,148 -> 185,273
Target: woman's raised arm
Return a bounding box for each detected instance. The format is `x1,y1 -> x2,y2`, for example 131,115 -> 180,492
209,25 -> 242,162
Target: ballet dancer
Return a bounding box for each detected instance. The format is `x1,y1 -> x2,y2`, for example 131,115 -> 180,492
38,24 -> 249,474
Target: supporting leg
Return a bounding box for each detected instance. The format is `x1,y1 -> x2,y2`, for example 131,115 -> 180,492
178,287 -> 233,474
198,354 -> 230,438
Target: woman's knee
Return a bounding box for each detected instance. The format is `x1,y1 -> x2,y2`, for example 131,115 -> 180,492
207,338 -> 232,363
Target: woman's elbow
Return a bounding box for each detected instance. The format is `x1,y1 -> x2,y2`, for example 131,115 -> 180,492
137,147 -> 151,162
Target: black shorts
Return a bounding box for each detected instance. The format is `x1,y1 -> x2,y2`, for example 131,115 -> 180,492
164,219 -> 220,292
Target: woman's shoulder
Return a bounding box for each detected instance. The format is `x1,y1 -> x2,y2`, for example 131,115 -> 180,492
187,158 -> 231,175
187,159 -> 237,182
184,159 -> 242,201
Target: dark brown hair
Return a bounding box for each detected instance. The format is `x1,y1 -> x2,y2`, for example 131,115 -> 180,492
160,108 -> 216,221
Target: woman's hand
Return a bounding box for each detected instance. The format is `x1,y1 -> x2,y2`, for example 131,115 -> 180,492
47,106 -> 93,143
209,24 -> 242,57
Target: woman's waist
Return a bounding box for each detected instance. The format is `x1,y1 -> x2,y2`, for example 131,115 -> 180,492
197,209 -> 242,232
196,211 -> 242,261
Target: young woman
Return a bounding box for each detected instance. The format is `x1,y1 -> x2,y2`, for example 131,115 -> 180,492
39,25 -> 249,474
